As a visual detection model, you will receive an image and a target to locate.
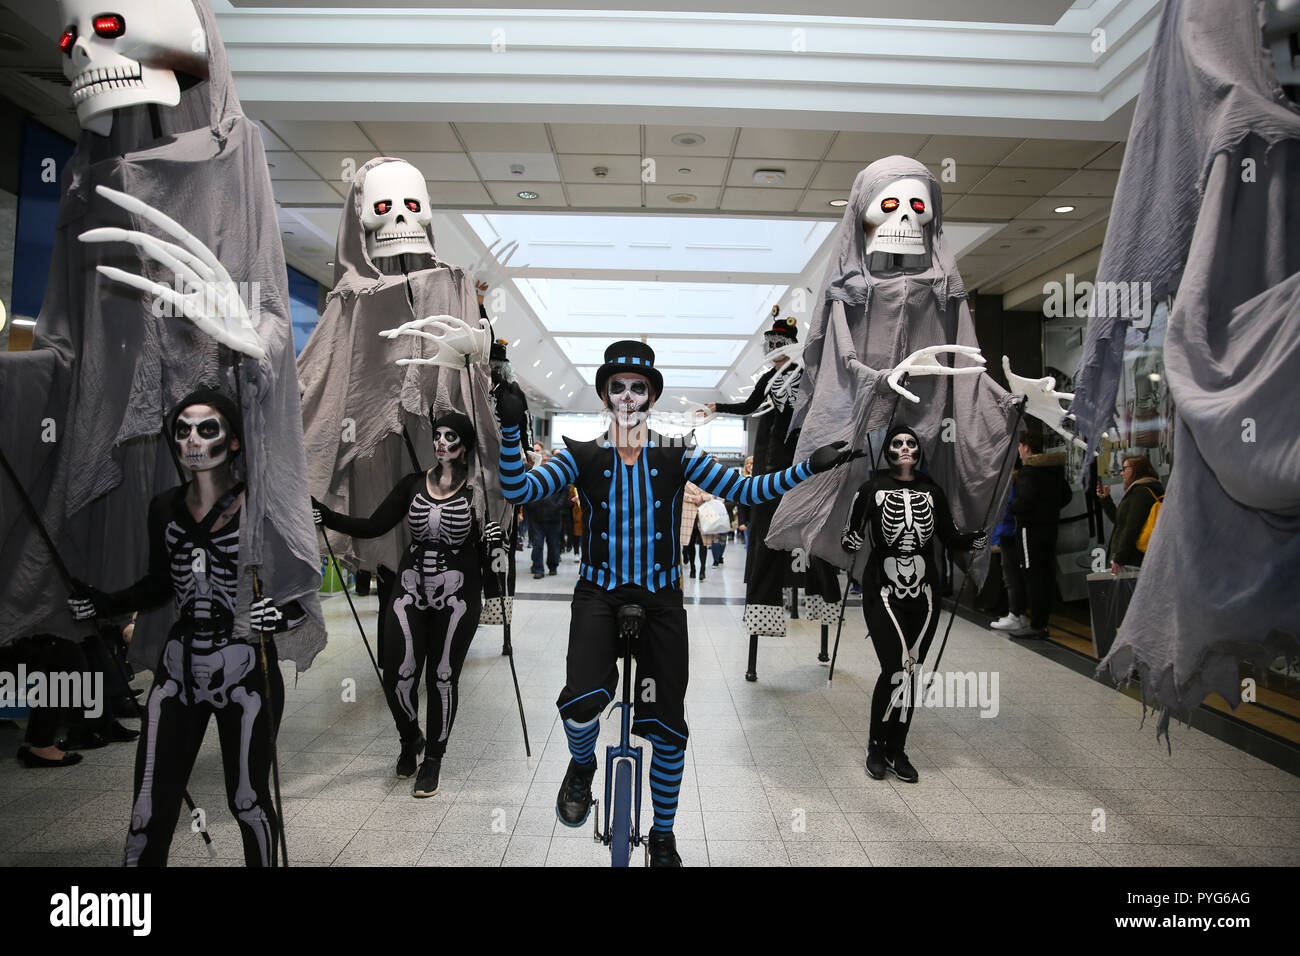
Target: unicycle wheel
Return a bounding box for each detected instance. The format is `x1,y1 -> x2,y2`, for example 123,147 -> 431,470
610,759 -> 634,868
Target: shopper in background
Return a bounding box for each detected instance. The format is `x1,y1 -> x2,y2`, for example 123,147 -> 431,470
711,499 -> 735,567
1008,430 -> 1072,639
736,456 -> 754,547
1097,455 -> 1163,575
680,481 -> 714,580
524,460 -> 568,579
990,463 -> 1027,632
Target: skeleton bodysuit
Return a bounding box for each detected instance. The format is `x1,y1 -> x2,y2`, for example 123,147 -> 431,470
316,471 -> 484,754
92,484 -> 300,867
845,469 -> 977,753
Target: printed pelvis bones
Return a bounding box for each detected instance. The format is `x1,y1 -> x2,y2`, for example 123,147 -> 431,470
863,176 -> 933,256
58,0 -> 208,136
361,161 -> 435,261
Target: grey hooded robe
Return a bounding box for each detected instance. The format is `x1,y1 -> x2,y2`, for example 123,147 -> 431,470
0,0 -> 326,671
297,157 -> 502,574
1089,0 -> 1300,737
766,156 -> 1020,583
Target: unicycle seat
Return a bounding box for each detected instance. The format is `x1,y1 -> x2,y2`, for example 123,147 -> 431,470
617,604 -> 644,640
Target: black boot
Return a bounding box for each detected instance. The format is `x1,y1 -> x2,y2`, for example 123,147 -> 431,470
396,732 -> 426,779
885,748 -> 919,783
647,830 -> 683,867
413,756 -> 441,797
865,740 -> 888,780
556,757 -> 597,827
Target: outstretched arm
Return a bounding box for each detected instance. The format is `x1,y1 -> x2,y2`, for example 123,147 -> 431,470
714,367 -> 776,416
499,424 -> 579,505
312,473 -> 420,539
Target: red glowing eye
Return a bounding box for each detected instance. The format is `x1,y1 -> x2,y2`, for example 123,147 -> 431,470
880,197 -> 899,213
405,199 -> 421,213
374,200 -> 391,215
93,14 -> 126,39
910,198 -> 926,213
59,27 -> 76,55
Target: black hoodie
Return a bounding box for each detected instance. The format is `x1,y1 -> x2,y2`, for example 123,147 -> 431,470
1010,451 -> 1072,527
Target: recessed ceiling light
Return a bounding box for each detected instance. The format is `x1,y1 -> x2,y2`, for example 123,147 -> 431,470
511,339 -> 520,348
1011,177 -> 1028,185
1021,225 -> 1046,235
666,193 -> 696,204
1053,205 -> 1076,214
677,167 -> 692,175
531,359 -> 541,367
517,190 -> 539,201
829,199 -> 849,207
545,370 -> 553,378
671,132 -> 705,147
282,230 -> 294,236
752,169 -> 786,185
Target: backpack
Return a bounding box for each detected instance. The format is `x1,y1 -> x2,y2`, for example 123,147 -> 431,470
1136,487 -> 1163,552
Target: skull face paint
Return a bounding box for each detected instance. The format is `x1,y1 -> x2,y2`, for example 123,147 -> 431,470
433,426 -> 465,464
173,404 -> 234,472
604,373 -> 652,427
886,433 -> 920,473
764,332 -> 790,354
863,176 -> 934,256
58,0 -> 208,137
360,160 -> 435,261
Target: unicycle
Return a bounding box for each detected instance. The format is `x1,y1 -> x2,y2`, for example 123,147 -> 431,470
592,603 -> 646,867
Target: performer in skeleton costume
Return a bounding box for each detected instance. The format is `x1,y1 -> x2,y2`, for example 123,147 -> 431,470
313,411 -> 500,798
841,424 -> 987,783
68,390 -> 303,866
709,307 -> 842,680
495,340 -> 853,866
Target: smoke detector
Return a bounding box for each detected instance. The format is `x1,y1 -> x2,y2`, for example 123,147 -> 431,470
509,163 -> 526,177
671,132 -> 705,147
593,166 -> 608,178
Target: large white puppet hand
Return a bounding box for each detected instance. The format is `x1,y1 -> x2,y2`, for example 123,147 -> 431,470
79,186 -> 266,360
669,396 -> 716,426
886,344 -> 986,403
381,315 -> 492,368
1002,356 -> 1088,451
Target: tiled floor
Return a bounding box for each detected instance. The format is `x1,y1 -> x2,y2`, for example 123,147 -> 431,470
2,551 -> 1297,866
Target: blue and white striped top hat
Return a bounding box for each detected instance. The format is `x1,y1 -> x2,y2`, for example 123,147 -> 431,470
594,340 -> 663,399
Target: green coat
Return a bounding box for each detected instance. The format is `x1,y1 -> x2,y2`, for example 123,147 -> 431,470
1101,477 -> 1164,567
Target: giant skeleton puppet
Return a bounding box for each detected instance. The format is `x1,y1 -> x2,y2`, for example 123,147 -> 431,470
766,156 -> 1022,590
1068,0 -> 1300,741
0,0 -> 325,674
297,157 -> 503,629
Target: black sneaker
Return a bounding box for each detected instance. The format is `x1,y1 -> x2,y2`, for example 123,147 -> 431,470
647,830 -> 682,867
556,757 -> 597,827
106,720 -> 140,743
865,740 -> 887,780
413,757 -> 441,797
885,749 -> 919,783
396,732 -> 425,779
548,568 -> 558,576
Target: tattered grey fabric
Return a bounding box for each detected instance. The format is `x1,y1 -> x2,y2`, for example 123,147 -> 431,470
1070,0 -> 1300,464
0,0 -> 326,671
767,155 -> 1019,583
297,157 -> 500,573
1096,0 -> 1300,739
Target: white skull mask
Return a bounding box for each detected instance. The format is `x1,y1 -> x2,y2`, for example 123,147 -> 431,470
174,405 -> 233,472
863,177 -> 934,256
58,0 -> 208,137
605,374 -> 652,427
360,161 -> 435,261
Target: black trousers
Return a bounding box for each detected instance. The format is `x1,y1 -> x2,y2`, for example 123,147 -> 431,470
1019,525 -> 1058,629
557,581 -> 689,745
126,632 -> 283,867
380,568 -> 481,756
865,586 -> 939,753
1000,535 -> 1027,616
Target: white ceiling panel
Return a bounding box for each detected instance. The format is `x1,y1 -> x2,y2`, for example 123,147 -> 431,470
560,337 -> 744,367
1001,138 -> 1114,169
358,121 -> 462,153
718,187 -> 801,213
266,120 -> 374,151
274,180 -> 348,204
643,185 -> 723,209
472,151 -> 562,182
724,159 -> 818,191
643,126 -> 738,158
264,153 -> 318,180
564,183 -> 644,207
427,181 -> 493,205
917,135 -> 1021,167
828,132 -> 931,163
735,128 -> 836,160
557,154 -> 645,185
483,181 -> 565,206
456,123 -> 552,152
644,156 -> 730,186
549,124 -> 641,155
969,166 -> 1076,196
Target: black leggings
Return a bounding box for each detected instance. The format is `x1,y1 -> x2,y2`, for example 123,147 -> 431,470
126,633 -> 283,867
865,587 -> 939,752
380,567 -> 481,756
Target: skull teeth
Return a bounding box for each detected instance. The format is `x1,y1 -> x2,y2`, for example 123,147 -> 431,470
70,62 -> 145,102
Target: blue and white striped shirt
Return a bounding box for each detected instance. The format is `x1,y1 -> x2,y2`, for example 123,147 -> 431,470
499,425 -> 813,591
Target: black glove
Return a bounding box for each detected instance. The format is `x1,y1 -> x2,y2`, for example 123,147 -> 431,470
841,529 -> 865,553
808,440 -> 853,475
969,529 -> 989,552
495,389 -> 526,432
66,579 -> 109,621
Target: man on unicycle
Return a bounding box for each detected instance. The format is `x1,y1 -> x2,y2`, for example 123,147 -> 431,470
497,340 -> 850,866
